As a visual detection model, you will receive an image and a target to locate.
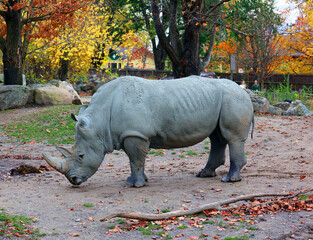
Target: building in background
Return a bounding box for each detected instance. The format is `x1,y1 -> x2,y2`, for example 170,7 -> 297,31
104,47 -> 155,70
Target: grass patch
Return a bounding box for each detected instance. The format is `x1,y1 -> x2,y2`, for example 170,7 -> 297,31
83,203 -> 94,207
186,150 -> 197,156
148,150 -> 165,156
202,220 -> 215,224
161,209 -> 171,213
2,105 -> 80,144
0,210 -> 44,238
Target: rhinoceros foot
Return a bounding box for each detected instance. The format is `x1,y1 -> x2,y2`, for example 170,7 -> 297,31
125,174 -> 148,188
196,169 -> 217,178
221,172 -> 242,182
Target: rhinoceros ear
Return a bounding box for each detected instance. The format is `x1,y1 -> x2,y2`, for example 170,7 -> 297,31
71,113 -> 78,122
71,105 -> 88,122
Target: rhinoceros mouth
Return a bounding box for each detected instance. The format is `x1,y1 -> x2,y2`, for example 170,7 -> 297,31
68,176 -> 83,185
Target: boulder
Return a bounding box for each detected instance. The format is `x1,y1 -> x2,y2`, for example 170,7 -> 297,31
283,100 -> 312,116
34,87 -> 72,105
92,80 -> 106,94
273,102 -> 290,111
268,105 -> 284,115
48,79 -> 61,87
79,83 -> 94,92
244,89 -> 269,113
29,83 -> 56,89
0,85 -> 33,110
200,72 -> 217,78
59,81 -> 82,105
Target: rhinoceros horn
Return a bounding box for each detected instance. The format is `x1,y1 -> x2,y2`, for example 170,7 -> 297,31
42,153 -> 68,174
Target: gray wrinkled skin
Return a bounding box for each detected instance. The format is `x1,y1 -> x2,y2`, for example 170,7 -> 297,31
44,76 -> 254,187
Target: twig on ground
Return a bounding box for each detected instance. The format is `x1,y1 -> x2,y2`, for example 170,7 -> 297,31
100,192 -> 296,221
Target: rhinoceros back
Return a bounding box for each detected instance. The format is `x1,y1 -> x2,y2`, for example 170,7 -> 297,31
89,76 -> 251,149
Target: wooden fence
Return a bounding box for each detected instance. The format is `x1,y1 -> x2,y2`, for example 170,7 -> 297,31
90,68 -> 170,80
91,69 -> 313,91
217,73 -> 313,91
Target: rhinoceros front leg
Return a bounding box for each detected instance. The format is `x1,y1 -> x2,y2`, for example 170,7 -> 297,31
197,130 -> 227,178
221,141 -> 247,182
123,137 -> 150,187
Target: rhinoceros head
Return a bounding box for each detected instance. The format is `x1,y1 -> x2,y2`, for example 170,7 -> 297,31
43,111 -> 105,185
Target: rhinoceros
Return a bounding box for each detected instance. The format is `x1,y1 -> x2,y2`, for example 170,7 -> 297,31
43,76 -> 254,187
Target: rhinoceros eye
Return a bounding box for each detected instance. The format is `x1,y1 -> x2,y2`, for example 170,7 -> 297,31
79,154 -> 84,159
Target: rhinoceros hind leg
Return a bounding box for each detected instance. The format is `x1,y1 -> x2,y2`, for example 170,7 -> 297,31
221,141 -> 246,182
197,128 -> 227,178
123,137 -> 150,187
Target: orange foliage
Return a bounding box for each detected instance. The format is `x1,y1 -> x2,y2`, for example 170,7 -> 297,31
212,39 -> 237,58
0,0 -> 90,40
275,2 -> 313,74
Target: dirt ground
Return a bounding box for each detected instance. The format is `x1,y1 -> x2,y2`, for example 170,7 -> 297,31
0,106 -> 313,240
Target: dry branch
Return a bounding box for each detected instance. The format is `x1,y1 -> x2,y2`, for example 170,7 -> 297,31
100,192 -> 296,221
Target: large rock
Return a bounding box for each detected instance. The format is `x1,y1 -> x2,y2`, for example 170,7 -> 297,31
283,100 -> 312,116
29,83 -> 57,89
79,83 -> 94,92
34,87 -> 72,105
268,105 -> 283,115
48,79 -> 61,87
245,89 -> 269,113
0,85 -> 33,110
273,102 -> 290,111
59,81 -> 82,105
92,80 -> 106,94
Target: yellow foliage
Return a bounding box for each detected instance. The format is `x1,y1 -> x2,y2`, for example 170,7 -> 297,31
275,1 -> 313,74
27,2 -> 132,81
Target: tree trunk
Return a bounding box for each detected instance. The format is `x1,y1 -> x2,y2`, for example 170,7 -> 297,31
181,0 -> 204,77
60,53 -> 70,81
200,1 -> 222,72
154,42 -> 167,70
151,0 -> 183,77
151,0 -> 204,78
143,8 -> 167,71
182,23 -> 201,76
3,8 -> 23,85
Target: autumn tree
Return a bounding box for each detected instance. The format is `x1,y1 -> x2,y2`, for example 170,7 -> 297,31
209,38 -> 237,72
276,1 -> 313,74
102,0 -> 168,71
0,0 -> 89,85
119,31 -> 152,69
27,3 -> 141,82
149,0 -> 284,78
232,0 -> 281,88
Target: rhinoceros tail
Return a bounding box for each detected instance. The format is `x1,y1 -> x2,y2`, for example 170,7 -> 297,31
251,114 -> 254,139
